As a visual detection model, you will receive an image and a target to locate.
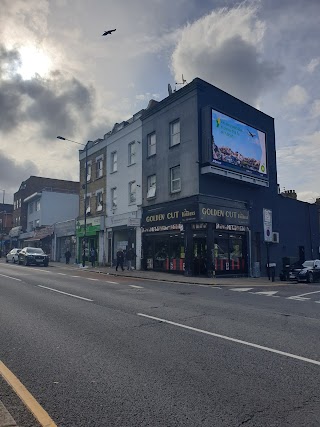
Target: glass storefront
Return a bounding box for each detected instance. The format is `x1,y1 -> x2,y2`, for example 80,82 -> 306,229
143,232 -> 185,272
214,231 -> 247,274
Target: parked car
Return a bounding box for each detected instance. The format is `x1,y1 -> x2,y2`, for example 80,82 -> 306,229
297,259 -> 320,283
6,248 -> 21,264
279,260 -> 304,281
18,247 -> 49,267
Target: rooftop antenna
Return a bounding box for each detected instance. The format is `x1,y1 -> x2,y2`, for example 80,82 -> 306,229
175,74 -> 187,91
168,83 -> 173,96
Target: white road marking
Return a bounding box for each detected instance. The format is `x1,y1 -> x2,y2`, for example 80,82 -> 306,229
23,267 -> 51,273
291,290 -> 320,298
254,291 -> 279,296
230,288 -> 253,292
37,285 -> 93,302
0,273 -> 22,282
105,281 -> 119,284
70,275 -> 80,278
130,285 -> 144,289
315,301 -> 320,304
288,296 -> 310,301
56,273 -> 67,276
87,278 -> 99,281
137,313 -> 320,367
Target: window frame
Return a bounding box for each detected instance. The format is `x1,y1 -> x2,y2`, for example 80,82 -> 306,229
147,174 -> 156,199
128,141 -> 136,166
96,156 -> 103,179
128,181 -> 136,205
170,165 -> 181,193
86,161 -> 92,182
169,119 -> 180,147
111,187 -> 117,209
111,151 -> 118,173
147,132 -> 156,157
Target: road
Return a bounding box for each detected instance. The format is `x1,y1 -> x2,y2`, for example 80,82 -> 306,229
0,261 -> 320,426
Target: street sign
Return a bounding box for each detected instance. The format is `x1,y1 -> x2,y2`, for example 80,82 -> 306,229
263,208 -> 272,242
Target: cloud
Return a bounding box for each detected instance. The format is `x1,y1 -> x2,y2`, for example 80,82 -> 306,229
170,3 -> 284,105
282,85 -> 309,107
306,57 -> 320,73
0,152 -> 39,198
310,99 -> 320,118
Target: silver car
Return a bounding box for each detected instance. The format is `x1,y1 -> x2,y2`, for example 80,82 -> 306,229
6,248 -> 21,264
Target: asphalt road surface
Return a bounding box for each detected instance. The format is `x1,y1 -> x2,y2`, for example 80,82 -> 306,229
0,261 -> 320,426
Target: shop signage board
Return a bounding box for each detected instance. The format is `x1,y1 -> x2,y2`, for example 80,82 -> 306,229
263,208 -> 272,242
142,203 -> 250,227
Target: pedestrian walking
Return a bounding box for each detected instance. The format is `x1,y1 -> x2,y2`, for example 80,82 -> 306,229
126,247 -> 135,270
64,249 -> 71,264
116,248 -> 124,271
90,247 -> 97,267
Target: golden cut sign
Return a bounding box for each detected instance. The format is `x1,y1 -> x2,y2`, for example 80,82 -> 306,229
200,205 -> 249,225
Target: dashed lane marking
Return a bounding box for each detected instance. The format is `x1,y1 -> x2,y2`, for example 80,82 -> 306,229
105,280 -> 119,284
230,288 -> 253,292
0,360 -> 58,427
0,273 -> 22,282
137,313 -> 320,367
87,278 -> 99,281
129,285 -> 144,289
56,272 -> 67,276
37,285 -> 93,302
252,291 -> 279,297
291,290 -> 320,298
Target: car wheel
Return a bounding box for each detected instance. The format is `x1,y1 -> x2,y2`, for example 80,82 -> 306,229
43,262 -> 48,267
24,258 -> 29,266
307,271 -> 314,283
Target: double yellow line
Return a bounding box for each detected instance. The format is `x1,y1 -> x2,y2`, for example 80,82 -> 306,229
0,360 -> 57,427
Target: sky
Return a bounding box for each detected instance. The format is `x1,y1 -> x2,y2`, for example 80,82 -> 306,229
0,0 -> 319,204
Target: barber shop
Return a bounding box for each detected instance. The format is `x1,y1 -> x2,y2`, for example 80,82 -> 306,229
141,196 -> 250,277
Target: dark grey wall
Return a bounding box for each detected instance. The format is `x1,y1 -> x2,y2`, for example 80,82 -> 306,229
142,87 -> 199,206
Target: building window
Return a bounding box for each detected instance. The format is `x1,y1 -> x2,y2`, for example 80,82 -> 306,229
28,221 -> 33,231
147,174 -> 156,199
170,119 -> 180,147
35,219 -> 40,228
96,191 -> 103,212
111,152 -> 117,173
147,132 -> 156,157
111,188 -> 117,209
86,162 -> 92,182
85,195 -> 91,214
128,141 -> 136,166
129,181 -> 136,204
19,199 -> 21,208
18,216 -> 20,225
170,165 -> 181,193
29,202 -> 34,214
36,200 -> 40,211
96,157 -> 103,179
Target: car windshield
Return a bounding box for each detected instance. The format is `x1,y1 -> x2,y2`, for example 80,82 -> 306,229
27,248 -> 45,254
302,260 -> 314,268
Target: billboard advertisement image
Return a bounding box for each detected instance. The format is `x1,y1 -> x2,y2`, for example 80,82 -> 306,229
211,109 -> 267,179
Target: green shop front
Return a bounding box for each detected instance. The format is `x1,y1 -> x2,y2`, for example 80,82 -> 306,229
141,196 -> 250,277
76,217 -> 101,263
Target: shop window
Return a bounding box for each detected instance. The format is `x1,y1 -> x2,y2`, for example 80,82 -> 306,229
147,132 -> 156,157
170,119 -> 180,147
147,174 -> 156,199
170,165 -> 181,193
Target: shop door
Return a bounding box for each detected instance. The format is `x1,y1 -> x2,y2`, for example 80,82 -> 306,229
193,238 -> 207,276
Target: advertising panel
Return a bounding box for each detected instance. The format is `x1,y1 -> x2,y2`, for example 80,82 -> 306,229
211,109 -> 267,179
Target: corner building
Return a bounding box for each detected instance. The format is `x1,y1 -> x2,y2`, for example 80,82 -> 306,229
141,78 -> 319,277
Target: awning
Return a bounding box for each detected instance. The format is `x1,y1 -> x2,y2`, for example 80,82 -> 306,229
29,226 -> 54,241
23,237 -> 41,242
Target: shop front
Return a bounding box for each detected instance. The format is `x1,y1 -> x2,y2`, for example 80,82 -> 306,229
141,197 -> 250,277
76,217 -> 102,263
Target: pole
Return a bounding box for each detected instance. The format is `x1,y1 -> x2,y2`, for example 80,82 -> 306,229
266,242 -> 270,280
0,190 -> 4,256
82,142 -> 88,267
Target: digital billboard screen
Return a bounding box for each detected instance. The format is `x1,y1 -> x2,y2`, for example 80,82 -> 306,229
211,109 -> 267,179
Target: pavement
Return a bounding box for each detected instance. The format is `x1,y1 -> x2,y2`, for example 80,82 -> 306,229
0,261 -> 290,426
55,261 -> 283,287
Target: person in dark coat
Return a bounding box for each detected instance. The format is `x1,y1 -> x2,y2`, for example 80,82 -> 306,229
90,248 -> 97,267
126,248 -> 135,270
65,250 -> 71,264
116,248 -> 124,271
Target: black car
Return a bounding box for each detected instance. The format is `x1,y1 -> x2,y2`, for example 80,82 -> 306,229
279,260 -> 304,281
18,247 -> 49,267
297,260 -> 320,283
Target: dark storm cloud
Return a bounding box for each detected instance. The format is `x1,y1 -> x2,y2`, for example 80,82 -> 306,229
0,44 -> 94,138
0,153 -> 39,197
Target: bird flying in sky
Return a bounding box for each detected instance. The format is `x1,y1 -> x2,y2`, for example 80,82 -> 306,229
102,29 -> 116,36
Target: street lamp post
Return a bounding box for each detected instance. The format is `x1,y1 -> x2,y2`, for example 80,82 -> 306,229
57,136 -> 89,266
